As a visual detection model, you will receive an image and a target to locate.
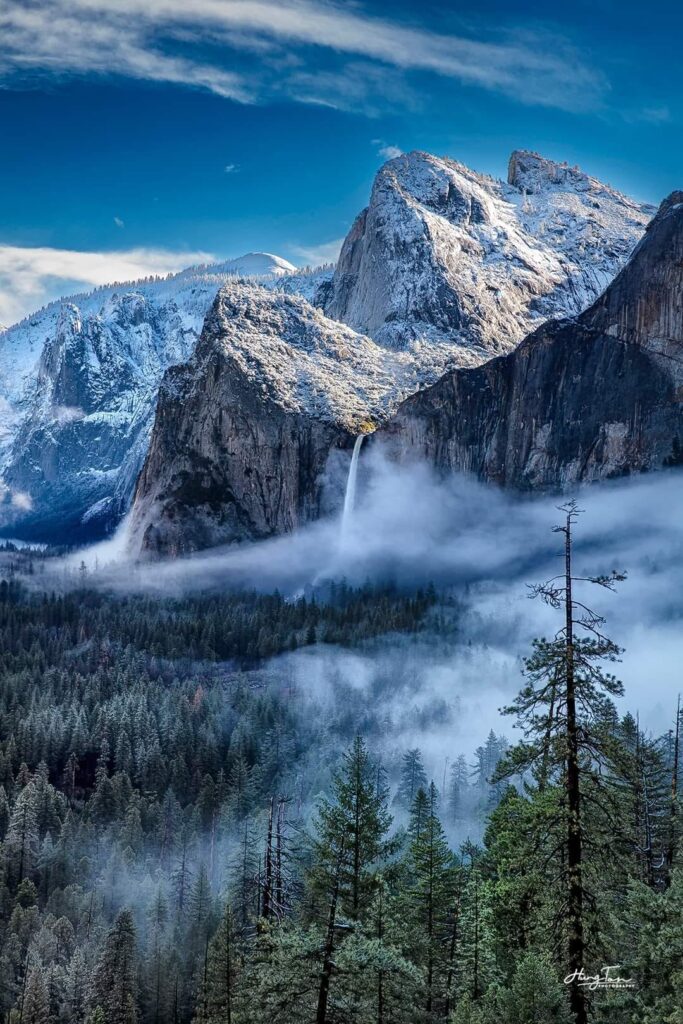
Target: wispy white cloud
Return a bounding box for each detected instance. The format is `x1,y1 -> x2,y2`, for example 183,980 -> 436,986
0,243 -> 214,327
290,237 -> 344,266
0,0 -> 608,113
373,140 -> 403,160
10,490 -> 32,511
627,105 -> 671,125
113,216 -> 125,228
224,163 -> 240,174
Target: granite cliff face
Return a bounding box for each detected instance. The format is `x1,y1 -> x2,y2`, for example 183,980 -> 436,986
322,149 -> 652,357
376,193 -> 683,488
129,189 -> 683,558
0,151 -> 653,544
128,284 -> 405,556
0,254 -> 306,542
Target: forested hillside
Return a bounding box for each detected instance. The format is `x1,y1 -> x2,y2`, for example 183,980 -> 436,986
0,543 -> 680,1024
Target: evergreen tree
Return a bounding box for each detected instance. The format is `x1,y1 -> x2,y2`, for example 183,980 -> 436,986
309,736 -> 395,922
458,863 -> 497,1005
497,502 -> 626,1024
89,909 -> 138,1024
395,749 -> 429,811
448,756 -> 470,823
192,903 -> 241,1024
5,781 -> 39,884
21,966 -> 51,1024
401,783 -> 455,1015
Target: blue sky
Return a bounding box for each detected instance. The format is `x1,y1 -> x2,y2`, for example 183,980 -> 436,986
0,0 -> 680,323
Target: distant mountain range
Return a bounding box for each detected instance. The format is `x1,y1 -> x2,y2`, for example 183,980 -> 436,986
0,149 -> 672,551
0,253 -> 328,541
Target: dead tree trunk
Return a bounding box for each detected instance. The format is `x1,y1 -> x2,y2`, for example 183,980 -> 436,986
666,695 -> 681,884
316,842 -> 344,1024
562,511 -> 588,1024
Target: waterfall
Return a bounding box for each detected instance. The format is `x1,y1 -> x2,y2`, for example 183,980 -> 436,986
340,435 -> 365,540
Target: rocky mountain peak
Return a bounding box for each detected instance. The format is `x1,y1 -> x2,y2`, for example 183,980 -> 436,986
507,150 -> 585,192
375,150 -> 494,223
377,181 -> 683,491
649,190 -> 683,224
0,148 -> 663,546
322,147 -> 652,353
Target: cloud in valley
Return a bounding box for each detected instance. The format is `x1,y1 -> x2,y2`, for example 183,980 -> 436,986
72,447 -> 683,745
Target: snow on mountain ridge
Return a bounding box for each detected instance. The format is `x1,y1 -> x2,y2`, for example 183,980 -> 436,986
175,251 -> 297,280
323,149 -> 654,352
0,252 -> 319,539
0,150 -> 656,542
198,282 -> 463,430
507,149 -> 643,203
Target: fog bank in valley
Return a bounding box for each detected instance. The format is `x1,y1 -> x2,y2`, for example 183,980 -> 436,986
69,446 -> 683,753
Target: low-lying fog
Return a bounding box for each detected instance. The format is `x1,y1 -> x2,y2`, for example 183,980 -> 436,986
63,445 -> 683,771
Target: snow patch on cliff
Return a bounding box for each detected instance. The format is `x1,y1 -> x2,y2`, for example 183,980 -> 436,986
324,149 -> 654,353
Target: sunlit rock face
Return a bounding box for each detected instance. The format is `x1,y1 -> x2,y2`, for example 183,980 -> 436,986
377,194 -> 683,488
322,149 -> 652,356
0,150 -> 653,546
127,284 -> 393,557
0,254 -> 307,543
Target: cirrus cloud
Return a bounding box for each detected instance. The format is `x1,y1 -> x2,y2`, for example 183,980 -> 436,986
0,0 -> 608,114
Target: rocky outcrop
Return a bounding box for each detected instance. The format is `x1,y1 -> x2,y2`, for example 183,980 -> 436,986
322,149 -> 653,355
128,284 -> 407,556
129,188 -> 681,559
0,253 -> 306,542
376,194 -> 683,488
130,357 -> 349,557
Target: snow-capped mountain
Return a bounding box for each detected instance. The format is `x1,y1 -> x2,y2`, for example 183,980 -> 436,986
130,272 -> 506,555
377,191 -> 683,488
0,150 -> 658,544
0,254 -> 305,541
130,189 -> 683,557
174,252 -> 297,279
322,149 -> 654,358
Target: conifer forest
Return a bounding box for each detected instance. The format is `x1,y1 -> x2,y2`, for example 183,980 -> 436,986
4,1 -> 683,1017
0,501 -> 681,1024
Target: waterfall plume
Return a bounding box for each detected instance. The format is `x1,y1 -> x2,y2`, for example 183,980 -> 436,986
340,435 -> 365,542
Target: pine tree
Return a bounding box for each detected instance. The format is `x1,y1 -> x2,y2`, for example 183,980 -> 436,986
448,756 -> 470,823
238,922 -> 321,1024
309,736 -> 395,922
401,782 -> 455,1015
89,909 -> 138,1024
458,861 -> 497,1005
5,780 -> 39,884
65,948 -> 89,1024
0,785 -> 11,840
497,501 -> 626,1024
142,888 -> 169,1024
481,952 -> 571,1024
395,749 -> 429,811
21,967 -> 51,1024
666,695 -> 682,884
193,903 -> 241,1024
